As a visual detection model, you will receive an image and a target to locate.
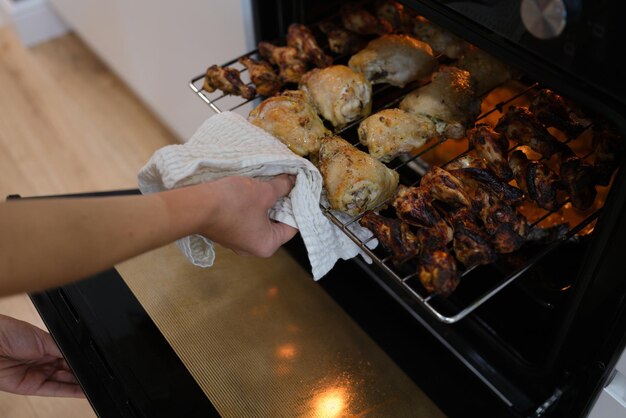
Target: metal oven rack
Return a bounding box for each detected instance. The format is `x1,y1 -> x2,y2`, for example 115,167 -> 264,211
189,53 -> 604,324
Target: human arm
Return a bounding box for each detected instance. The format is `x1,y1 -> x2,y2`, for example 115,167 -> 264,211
0,174 -> 297,296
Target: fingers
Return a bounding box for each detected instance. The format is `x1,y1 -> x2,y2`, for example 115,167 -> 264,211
35,328 -> 63,358
35,380 -> 85,398
267,174 -> 296,199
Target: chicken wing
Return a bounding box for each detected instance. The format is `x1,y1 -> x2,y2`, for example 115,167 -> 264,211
467,123 -> 513,181
348,34 -> 437,88
258,41 -> 308,84
238,56 -> 282,97
317,21 -> 366,56
248,90 -> 331,157
419,166 -> 471,208
203,65 -> 255,100
300,65 -> 373,129
457,46 -> 516,96
411,16 -> 467,59
509,150 -> 560,211
400,66 -> 481,139
417,249 -> 460,297
495,106 -> 565,159
318,135 -> 399,216
448,207 -> 497,268
340,3 -> 393,36
287,23 -> 333,68
359,211 -> 419,264
358,108 -> 438,162
529,89 -> 586,139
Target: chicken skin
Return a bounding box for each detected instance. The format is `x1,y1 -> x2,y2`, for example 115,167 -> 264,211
509,150 -> 560,211
419,166 -> 471,208
457,46 -> 516,96
447,207 -> 497,268
592,123 -> 624,186
495,106 -> 565,159
318,135 -> 399,216
411,16 -> 467,59
467,123 -> 513,181
374,0 -> 413,33
530,89 -> 586,139
417,249 -> 460,297
340,3 -> 393,36
203,65 -> 255,100
248,90 -> 330,157
300,65 -> 373,129
400,66 -> 481,139
287,23 -> 333,68
348,34 -> 437,88
258,41 -> 308,84
318,21 -> 366,56
238,56 -> 282,97
359,211 -> 419,264
358,108 -> 438,162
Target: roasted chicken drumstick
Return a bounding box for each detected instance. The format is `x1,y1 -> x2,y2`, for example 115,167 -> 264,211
417,249 -> 460,297
529,89 -> 586,139
467,123 -> 513,181
238,56 -> 282,97
287,23 -> 333,68
258,42 -> 308,84
359,212 -> 419,264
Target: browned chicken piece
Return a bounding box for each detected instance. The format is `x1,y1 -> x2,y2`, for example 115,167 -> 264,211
203,65 -> 256,100
591,123 -> 624,186
467,123 -> 513,181
411,16 -> 467,59
555,148 -> 597,210
374,0 -> 413,33
300,65 -> 372,129
509,150 -> 560,211
495,106 -> 566,159
392,185 -> 453,249
318,135 -> 399,216
359,212 -> 419,264
444,154 -> 488,171
238,56 -> 282,97
447,207 -> 497,268
248,90 -> 331,157
258,41 -> 308,84
457,46 -> 516,96
287,23 -> 333,68
417,249 -> 460,297
393,185 -> 443,227
340,3 -> 393,36
317,21 -> 367,56
450,167 -> 527,253
419,166 -> 471,208
358,108 -> 438,162
400,66 -> 481,139
348,34 -> 437,88
529,89 -> 586,139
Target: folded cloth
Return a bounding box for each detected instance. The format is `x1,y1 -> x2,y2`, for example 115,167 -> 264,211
137,111 -> 376,280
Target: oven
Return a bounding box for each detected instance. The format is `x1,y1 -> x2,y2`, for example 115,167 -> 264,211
187,1 -> 626,417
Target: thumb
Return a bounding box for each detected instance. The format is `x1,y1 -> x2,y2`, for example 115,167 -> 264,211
268,174 -> 296,199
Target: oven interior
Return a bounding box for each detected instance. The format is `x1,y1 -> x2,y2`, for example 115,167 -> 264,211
190,1 -> 626,416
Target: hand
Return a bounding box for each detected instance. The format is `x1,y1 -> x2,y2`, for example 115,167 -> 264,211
199,174 -> 299,257
0,314 -> 84,398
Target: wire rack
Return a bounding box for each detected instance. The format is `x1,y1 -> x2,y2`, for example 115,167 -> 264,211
189,55 -> 605,324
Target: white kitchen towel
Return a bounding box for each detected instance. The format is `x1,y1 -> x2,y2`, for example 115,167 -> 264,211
137,111 -> 376,280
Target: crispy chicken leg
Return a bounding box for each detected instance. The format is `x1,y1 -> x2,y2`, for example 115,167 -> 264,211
530,89 -> 586,139
358,108 -> 438,162
319,135 -> 399,216
359,211 -> 419,264
348,34 -> 437,88
419,166 -> 471,208
287,23 -> 333,68
447,207 -> 497,268
417,249 -> 460,297
248,90 -> 330,157
258,42 -> 308,84
509,150 -> 560,211
400,66 -> 481,139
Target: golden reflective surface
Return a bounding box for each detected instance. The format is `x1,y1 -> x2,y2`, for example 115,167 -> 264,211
117,244 -> 445,418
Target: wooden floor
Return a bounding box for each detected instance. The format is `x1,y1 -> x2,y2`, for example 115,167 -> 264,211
0,27 -> 179,417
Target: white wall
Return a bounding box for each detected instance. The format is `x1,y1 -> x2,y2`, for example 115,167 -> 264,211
49,0 -> 255,141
